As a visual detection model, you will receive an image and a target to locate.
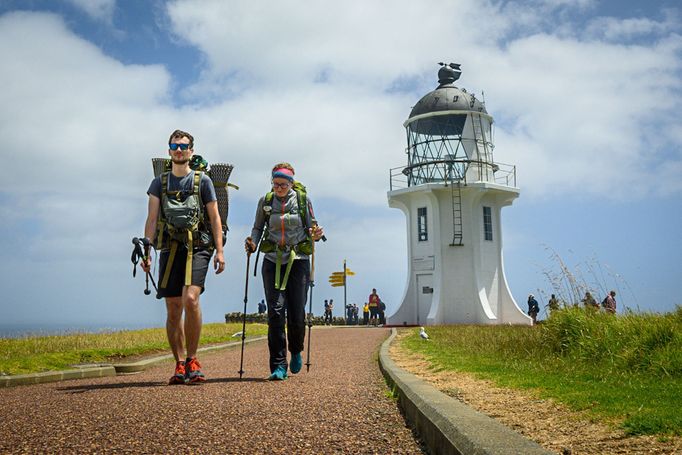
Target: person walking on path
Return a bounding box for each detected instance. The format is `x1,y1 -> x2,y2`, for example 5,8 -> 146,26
142,129 -> 225,384
362,302 -> 369,326
324,299 -> 332,325
527,294 -> 540,324
244,162 -> 324,380
368,288 -> 381,326
603,290 -> 617,314
378,299 -> 386,326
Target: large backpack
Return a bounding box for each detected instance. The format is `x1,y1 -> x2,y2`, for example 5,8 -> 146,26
152,156 -> 236,288
257,180 -> 313,256
254,180 -> 313,291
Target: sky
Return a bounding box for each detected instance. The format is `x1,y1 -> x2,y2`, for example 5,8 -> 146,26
0,0 -> 680,333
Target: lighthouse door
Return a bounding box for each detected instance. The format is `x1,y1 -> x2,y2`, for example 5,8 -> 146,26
416,274 -> 433,325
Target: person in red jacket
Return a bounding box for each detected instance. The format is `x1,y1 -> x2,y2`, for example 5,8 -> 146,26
368,288 -> 380,327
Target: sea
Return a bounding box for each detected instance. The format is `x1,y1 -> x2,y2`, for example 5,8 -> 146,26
0,322 -> 161,339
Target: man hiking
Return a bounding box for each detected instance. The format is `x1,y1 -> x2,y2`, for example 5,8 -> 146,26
141,129 -> 225,384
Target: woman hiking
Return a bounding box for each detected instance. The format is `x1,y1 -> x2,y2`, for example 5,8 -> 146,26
244,163 -> 324,380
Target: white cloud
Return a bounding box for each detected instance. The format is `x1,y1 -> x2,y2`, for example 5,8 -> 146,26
63,0 -> 116,24
163,0 -> 682,201
585,9 -> 680,42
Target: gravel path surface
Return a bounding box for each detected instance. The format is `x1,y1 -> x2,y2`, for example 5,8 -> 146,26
0,327 -> 425,454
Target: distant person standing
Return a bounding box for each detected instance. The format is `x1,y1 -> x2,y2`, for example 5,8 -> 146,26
368,288 -> 380,326
603,290 -> 617,314
527,294 -> 540,324
353,304 -> 360,324
362,303 -> 369,326
378,299 -> 386,326
323,299 -> 332,325
258,299 -> 266,314
547,294 -> 559,313
582,292 -> 598,311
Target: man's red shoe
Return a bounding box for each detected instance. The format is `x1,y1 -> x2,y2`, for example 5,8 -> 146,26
169,361 -> 186,385
185,357 -> 206,383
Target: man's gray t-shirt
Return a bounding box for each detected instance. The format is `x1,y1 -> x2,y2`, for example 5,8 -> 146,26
147,171 -> 217,205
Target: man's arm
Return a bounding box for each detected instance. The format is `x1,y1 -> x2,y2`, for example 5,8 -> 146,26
205,200 -> 225,274
141,195 -> 160,272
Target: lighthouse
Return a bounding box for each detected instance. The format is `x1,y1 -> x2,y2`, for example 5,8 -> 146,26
387,63 -> 531,326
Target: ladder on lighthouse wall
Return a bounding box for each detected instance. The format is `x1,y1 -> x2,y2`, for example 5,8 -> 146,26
450,177 -> 463,246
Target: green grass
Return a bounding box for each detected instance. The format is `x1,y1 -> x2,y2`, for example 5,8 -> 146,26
0,322 -> 268,375
400,306 -> 682,436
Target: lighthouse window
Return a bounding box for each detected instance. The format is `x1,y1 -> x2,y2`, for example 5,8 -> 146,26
483,206 -> 493,241
417,207 -> 428,241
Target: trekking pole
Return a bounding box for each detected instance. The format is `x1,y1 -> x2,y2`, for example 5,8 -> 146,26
131,237 -> 158,295
305,235 -> 315,372
238,252 -> 251,380
140,237 -> 158,294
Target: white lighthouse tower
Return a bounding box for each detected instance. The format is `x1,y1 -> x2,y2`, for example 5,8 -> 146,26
387,63 -> 530,326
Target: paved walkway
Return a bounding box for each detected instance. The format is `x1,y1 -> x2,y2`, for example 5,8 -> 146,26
0,328 -> 425,454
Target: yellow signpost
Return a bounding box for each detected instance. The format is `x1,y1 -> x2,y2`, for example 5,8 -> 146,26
328,260 -> 356,320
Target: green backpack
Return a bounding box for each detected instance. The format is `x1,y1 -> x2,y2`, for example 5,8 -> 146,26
258,181 -> 313,256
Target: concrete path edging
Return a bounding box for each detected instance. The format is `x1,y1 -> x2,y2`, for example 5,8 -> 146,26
0,335 -> 267,387
113,335 -> 267,374
379,328 -> 552,455
0,365 -> 116,388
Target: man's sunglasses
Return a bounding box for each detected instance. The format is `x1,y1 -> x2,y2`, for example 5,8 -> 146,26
169,143 -> 190,151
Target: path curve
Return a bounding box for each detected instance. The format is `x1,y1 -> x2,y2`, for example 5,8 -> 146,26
0,327 -> 425,454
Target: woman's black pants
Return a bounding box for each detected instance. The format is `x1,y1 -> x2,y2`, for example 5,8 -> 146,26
262,258 -> 310,373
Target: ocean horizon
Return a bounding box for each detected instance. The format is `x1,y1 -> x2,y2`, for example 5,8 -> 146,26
0,322 -> 163,339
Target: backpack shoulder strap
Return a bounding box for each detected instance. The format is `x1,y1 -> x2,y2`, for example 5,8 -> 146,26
292,182 -> 309,229
161,172 -> 169,196
193,171 -> 202,196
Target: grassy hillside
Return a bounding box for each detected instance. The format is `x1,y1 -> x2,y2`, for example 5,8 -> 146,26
0,322 -> 268,375
401,306 -> 682,436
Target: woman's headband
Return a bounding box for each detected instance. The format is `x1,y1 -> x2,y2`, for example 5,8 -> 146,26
272,168 -> 294,182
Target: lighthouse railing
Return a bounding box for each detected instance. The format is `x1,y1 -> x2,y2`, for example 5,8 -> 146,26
389,161 -> 516,190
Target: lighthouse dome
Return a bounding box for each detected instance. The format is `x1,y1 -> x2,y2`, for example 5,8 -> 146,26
408,63 -> 487,119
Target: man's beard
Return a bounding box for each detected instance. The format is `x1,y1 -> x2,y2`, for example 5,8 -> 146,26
171,157 -> 190,165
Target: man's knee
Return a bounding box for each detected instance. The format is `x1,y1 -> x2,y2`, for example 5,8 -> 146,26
166,298 -> 183,322
183,286 -> 201,312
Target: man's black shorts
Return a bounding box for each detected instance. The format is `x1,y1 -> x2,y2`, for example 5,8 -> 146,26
156,247 -> 212,298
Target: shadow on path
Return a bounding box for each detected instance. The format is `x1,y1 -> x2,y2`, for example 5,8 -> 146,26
205,377 -> 268,384
57,381 -> 165,393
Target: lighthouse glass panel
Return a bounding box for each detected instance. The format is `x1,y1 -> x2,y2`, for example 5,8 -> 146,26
406,114 -> 469,186
417,207 -> 428,241
483,206 -> 493,241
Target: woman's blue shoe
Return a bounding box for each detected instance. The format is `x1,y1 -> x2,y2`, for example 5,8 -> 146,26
268,366 -> 288,381
290,352 -> 302,374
